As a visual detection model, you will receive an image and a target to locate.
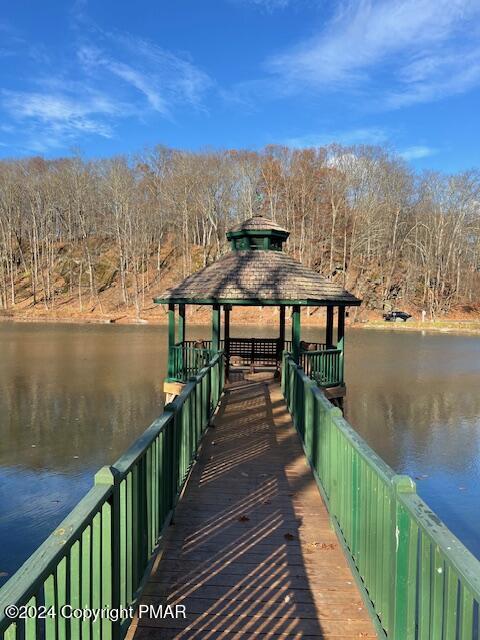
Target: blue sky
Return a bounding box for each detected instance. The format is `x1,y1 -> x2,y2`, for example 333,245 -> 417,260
1,0 -> 480,171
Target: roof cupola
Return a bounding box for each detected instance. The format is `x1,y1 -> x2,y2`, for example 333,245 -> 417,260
226,215 -> 289,251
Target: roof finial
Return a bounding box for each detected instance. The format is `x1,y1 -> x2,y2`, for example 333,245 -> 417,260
254,190 -> 264,214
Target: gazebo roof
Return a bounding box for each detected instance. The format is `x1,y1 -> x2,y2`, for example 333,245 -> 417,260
155,216 -> 361,306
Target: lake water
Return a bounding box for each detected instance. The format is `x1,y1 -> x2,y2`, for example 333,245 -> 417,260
1,322 -> 479,584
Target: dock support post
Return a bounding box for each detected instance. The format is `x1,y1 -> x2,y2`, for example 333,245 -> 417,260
212,304 -> 221,352
167,303 -> 176,379
292,305 -> 301,364
224,304 -> 231,381
326,306 -> 334,349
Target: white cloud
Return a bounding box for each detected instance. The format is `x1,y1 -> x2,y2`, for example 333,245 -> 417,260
399,145 -> 436,160
77,30 -> 211,117
1,89 -> 118,151
3,91 -> 115,125
387,47 -> 480,107
265,0 -> 480,106
0,12 -> 212,153
284,130 -> 438,163
78,45 -> 169,115
285,127 -> 389,148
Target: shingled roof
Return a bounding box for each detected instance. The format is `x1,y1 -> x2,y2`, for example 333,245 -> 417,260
155,249 -> 361,306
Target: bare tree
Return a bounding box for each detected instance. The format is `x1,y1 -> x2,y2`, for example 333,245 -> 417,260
0,144 -> 478,318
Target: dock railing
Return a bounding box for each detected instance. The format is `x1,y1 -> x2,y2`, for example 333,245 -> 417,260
282,351 -> 480,640
299,341 -> 344,387
171,339 -> 334,380
0,351 -> 225,640
169,343 -> 215,382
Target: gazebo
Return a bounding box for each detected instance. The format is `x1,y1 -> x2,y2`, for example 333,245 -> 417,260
154,215 -> 361,397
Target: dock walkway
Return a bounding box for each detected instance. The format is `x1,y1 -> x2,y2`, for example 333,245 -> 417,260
130,376 -> 377,639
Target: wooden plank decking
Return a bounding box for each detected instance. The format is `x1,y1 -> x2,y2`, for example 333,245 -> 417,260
129,376 -> 377,639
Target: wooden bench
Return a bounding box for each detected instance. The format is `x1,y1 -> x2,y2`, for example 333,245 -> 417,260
227,337 -> 281,371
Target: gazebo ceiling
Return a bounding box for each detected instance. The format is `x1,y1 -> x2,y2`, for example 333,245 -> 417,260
155,248 -> 361,307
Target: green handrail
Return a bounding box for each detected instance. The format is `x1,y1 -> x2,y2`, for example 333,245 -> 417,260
282,351 -> 480,640
0,351 -> 225,640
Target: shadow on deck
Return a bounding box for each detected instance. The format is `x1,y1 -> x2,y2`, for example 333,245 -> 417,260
128,375 -> 376,639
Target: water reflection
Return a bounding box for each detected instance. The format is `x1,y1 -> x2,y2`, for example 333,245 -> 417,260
0,323 -> 479,584
1,324 -> 167,471
344,329 -> 480,558
0,323 -> 167,583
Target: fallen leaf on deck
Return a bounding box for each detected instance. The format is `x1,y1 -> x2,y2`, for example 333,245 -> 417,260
305,541 -> 336,551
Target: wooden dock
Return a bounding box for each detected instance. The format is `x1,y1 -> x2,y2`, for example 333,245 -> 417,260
129,375 -> 377,639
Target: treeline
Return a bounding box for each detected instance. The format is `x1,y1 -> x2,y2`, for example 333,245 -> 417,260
0,144 -> 479,318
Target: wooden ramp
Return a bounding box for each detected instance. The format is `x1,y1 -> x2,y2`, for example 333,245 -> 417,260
129,376 -> 377,639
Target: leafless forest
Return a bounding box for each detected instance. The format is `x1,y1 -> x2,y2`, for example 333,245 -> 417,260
0,144 -> 479,319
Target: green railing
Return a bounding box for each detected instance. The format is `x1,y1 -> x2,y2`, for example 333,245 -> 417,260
168,344 -> 215,382
171,340 -> 330,379
0,351 -> 225,640
282,352 -> 480,640
299,343 -> 344,387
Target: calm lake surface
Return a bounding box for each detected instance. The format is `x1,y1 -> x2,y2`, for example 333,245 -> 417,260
1,322 -> 480,584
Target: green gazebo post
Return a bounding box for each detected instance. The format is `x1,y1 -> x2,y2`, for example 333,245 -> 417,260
326,306 -> 334,349
279,306 -> 286,357
178,303 -> 186,376
337,306 -> 345,342
337,306 -> 346,383
167,303 -> 176,379
178,304 -> 186,344
292,305 -> 301,363
211,304 -> 221,398
212,304 -> 221,351
224,305 -> 231,380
